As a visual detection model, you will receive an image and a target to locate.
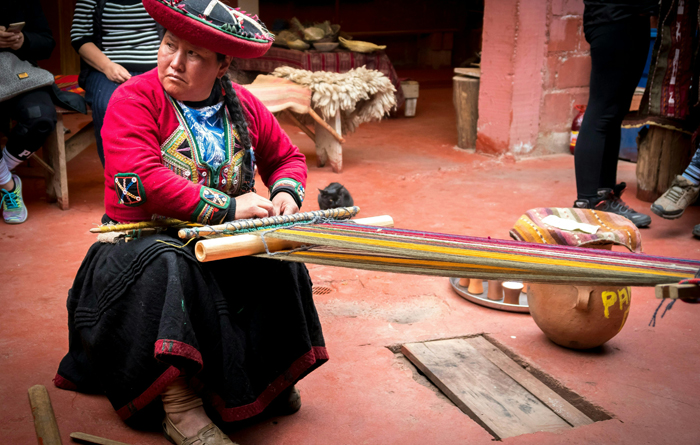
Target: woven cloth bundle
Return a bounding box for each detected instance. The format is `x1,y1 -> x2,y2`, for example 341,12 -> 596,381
510,207 -> 642,253
271,65 -> 396,133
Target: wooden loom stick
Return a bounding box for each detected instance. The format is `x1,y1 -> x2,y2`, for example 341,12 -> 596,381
70,432 -> 132,445
28,384 -> 62,445
308,108 -> 346,143
195,215 -> 394,262
655,283 -> 700,300
89,218 -> 188,233
179,206 -> 360,239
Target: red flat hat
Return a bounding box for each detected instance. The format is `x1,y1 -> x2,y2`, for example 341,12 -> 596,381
143,0 -> 274,58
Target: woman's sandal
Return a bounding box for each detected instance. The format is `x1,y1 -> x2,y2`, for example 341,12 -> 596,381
163,415 -> 237,445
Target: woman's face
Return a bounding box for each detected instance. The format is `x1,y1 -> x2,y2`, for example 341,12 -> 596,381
158,31 -> 232,101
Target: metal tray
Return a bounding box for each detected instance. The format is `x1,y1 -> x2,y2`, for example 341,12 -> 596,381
449,278 -> 530,314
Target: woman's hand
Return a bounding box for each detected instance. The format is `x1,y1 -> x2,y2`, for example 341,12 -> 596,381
0,27 -> 24,50
234,192 -> 274,220
104,61 -> 131,84
272,192 -> 300,216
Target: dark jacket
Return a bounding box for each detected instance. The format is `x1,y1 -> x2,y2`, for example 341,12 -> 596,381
1,0 -> 55,65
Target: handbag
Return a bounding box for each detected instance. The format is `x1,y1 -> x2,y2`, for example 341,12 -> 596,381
0,52 -> 55,103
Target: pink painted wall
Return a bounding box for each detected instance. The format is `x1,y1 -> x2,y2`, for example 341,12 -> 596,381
476,0 -> 591,156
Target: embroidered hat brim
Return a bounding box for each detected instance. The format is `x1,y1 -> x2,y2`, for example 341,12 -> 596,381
143,0 -> 274,58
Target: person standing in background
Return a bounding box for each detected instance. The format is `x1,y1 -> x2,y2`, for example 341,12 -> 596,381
573,0 -> 658,228
71,0 -> 160,166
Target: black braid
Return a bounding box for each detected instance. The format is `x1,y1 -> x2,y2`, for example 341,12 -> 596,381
220,74 -> 256,192
220,75 -> 252,151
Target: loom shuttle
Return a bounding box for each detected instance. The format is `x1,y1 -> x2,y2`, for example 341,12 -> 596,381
195,215 -> 394,262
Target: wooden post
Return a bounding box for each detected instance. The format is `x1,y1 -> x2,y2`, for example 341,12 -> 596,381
314,110 -> 343,173
453,73 -> 479,149
635,126 -> 693,202
43,112 -> 70,210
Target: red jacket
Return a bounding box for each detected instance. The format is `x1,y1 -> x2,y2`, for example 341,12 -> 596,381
102,69 -> 307,223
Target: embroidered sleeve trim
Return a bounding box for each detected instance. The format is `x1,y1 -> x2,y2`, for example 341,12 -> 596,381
114,173 -> 146,207
192,186 -> 231,224
270,178 -> 305,206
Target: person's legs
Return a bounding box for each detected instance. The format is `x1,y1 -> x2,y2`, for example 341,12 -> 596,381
0,88 -> 57,223
574,17 -> 652,227
84,71 -> 121,167
651,146 -> 700,219
576,17 -> 650,197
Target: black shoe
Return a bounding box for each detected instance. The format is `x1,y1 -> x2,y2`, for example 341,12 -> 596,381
573,183 -> 652,228
693,224 -> 700,239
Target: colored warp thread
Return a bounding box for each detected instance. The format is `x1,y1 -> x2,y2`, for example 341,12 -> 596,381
251,223 -> 700,286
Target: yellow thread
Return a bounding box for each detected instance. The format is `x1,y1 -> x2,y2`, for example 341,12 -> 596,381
156,237 -> 196,249
277,229 -> 693,279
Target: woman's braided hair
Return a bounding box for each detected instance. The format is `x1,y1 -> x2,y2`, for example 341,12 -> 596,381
216,56 -> 256,191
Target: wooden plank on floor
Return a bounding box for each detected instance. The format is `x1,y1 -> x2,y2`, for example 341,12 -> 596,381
402,338 -> 571,439
466,336 -> 593,427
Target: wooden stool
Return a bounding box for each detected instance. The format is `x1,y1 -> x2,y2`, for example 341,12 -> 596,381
635,125 -> 694,202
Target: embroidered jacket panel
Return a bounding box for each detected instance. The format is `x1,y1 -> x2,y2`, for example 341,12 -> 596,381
102,68 -> 307,223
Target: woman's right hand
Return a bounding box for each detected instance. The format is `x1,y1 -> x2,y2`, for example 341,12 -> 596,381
234,192 -> 274,220
104,61 -> 131,84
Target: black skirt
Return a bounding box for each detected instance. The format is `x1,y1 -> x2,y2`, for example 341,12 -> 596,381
54,233 -> 327,422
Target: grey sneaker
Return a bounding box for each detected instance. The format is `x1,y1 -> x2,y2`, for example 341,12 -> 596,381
650,175 -> 700,220
694,224 -> 700,239
1,175 -> 28,224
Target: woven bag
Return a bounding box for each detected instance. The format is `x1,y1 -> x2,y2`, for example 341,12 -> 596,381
0,52 -> 55,103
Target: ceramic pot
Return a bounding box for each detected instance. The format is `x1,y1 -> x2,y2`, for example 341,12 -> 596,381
527,283 -> 631,349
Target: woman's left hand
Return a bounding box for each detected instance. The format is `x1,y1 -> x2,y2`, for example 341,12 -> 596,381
272,192 -> 299,216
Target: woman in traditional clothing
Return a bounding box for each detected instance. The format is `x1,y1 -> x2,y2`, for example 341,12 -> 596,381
54,1 -> 327,444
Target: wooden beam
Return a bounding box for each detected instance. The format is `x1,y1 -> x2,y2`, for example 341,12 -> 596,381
65,122 -> 96,163
308,108 -> 345,143
466,336 -> 593,427
402,338 -> 571,439
283,109 -> 315,143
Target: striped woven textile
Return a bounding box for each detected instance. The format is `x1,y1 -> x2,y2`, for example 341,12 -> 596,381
241,75 -> 312,114
509,208 -> 642,253
255,223 -> 700,286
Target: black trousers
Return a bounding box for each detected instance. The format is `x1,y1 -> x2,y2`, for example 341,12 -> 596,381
574,16 -> 650,199
0,88 -> 57,162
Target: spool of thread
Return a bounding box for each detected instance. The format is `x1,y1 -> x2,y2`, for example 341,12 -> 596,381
468,279 -> 484,295
487,280 -> 503,301
458,278 -> 470,287
502,281 -> 524,305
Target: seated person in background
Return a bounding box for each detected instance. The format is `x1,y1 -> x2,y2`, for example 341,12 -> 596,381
55,2 -> 325,444
71,0 -> 160,166
0,0 -> 57,224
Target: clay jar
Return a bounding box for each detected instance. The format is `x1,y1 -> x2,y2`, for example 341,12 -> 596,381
527,283 -> 632,349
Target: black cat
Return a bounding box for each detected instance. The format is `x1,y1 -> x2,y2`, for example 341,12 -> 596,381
318,182 -> 354,210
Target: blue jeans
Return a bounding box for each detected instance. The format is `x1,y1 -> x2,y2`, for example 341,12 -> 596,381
84,70 -> 144,167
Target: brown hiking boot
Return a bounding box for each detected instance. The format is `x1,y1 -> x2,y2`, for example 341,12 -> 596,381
651,175 -> 700,220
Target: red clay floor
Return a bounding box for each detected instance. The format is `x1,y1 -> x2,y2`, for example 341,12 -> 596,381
2,88 -> 700,444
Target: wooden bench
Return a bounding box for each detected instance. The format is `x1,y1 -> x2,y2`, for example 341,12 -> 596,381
30,106 -> 95,210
